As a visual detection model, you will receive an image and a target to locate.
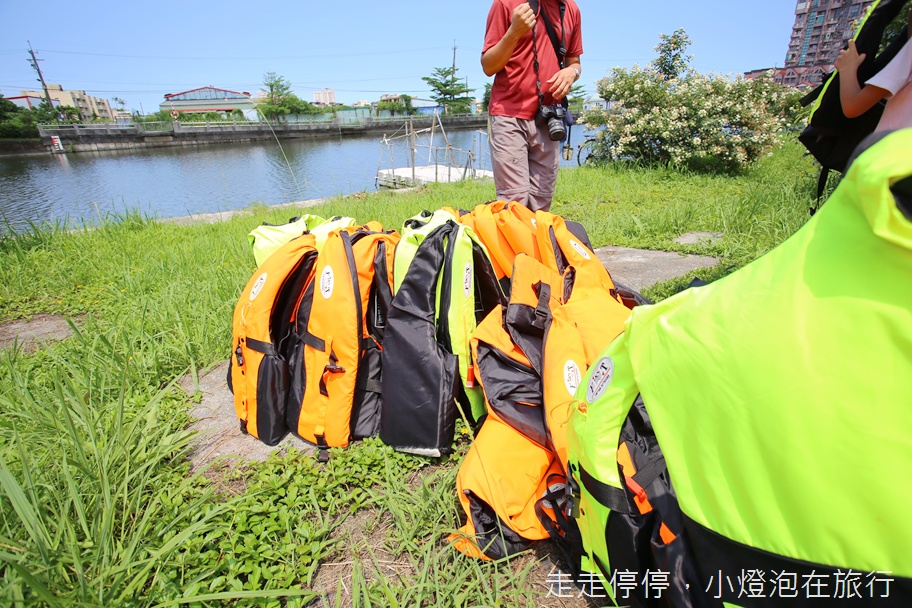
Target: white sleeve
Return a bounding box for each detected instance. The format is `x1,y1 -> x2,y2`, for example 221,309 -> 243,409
867,38 -> 912,98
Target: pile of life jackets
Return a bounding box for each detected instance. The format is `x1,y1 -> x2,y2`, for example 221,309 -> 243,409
229,203 -> 637,466
229,131 -> 912,606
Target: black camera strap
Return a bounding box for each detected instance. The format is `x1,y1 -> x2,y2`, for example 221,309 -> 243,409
531,0 -> 566,69
528,0 -> 566,108
528,0 -> 573,142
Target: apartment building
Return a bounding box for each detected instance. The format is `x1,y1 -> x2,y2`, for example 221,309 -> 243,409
314,88 -> 336,105
19,84 -> 114,121
785,0 -> 875,68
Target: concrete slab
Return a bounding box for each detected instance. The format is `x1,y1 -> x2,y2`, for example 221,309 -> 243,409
0,314 -> 81,353
674,231 -> 723,246
595,246 -> 719,292
182,361 -> 314,471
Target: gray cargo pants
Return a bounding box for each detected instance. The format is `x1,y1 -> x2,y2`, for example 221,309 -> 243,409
489,115 -> 560,212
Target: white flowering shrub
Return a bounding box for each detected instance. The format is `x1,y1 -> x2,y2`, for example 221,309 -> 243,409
582,30 -> 805,173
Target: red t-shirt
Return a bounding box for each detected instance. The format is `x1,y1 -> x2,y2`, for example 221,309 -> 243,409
483,0 -> 583,120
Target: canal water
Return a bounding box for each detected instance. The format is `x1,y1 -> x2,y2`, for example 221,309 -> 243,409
0,126 -> 586,233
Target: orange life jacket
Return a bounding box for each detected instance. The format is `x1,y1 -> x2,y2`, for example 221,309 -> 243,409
285,226 -> 399,460
465,201 -> 539,285
229,234 -> 320,445
450,224 -> 639,561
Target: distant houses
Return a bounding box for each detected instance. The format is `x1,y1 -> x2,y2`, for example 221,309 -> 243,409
743,65 -> 831,89
374,95 -> 446,116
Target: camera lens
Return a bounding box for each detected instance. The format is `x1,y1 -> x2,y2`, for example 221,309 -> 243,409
548,118 -> 566,141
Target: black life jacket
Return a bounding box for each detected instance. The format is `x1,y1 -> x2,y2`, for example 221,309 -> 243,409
380,220 -> 505,457
799,0 -> 908,204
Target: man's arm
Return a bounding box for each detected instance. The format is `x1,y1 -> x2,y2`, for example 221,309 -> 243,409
546,56 -> 580,101
481,4 -> 536,76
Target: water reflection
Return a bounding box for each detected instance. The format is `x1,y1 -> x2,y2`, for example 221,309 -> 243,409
0,127 -> 583,233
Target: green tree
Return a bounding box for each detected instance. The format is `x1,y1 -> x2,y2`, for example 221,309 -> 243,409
258,72 -> 320,121
259,72 -> 294,121
111,96 -> 127,110
400,94 -> 415,116
30,101 -> 61,124
283,94 -> 321,115
0,96 -> 31,138
652,29 -> 693,80
59,106 -> 80,121
482,83 -> 492,112
377,100 -> 406,116
568,84 -> 586,115
422,66 -> 474,115
0,95 -> 20,123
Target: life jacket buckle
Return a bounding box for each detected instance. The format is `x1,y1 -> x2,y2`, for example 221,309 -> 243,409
315,434 -> 330,463
568,474 -> 582,518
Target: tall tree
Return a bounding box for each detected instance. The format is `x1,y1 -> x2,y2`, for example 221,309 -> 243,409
568,84 -> 586,114
260,72 -> 294,120
422,66 -> 474,115
482,83 -> 492,112
651,29 -> 693,80
258,72 -> 320,121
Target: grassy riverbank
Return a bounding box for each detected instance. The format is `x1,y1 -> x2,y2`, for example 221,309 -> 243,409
0,139 -> 819,606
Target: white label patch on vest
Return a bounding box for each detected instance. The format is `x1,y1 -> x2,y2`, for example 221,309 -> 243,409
463,262 -> 473,298
586,357 -> 614,403
320,266 -> 334,299
531,218 -> 537,228
569,239 -> 591,260
563,360 -> 581,396
249,273 -> 267,301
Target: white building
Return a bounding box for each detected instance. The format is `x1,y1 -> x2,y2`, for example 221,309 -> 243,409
314,88 -> 336,105
160,86 -> 254,117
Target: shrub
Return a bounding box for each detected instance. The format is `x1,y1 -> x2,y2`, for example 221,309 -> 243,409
582,30 -> 805,173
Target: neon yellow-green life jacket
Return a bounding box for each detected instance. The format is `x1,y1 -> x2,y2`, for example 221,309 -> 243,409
568,130 -> 912,605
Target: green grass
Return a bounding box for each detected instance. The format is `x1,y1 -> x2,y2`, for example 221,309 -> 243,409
0,138 -> 820,606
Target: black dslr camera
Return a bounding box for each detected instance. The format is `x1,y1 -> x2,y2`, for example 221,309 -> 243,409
536,104 -> 567,141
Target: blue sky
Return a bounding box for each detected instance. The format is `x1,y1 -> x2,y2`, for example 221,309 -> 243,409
1,0 -> 798,114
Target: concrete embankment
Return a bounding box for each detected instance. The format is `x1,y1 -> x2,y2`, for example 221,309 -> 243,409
0,139 -> 47,156
25,115 -> 489,155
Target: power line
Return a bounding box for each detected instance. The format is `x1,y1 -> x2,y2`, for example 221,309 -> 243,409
35,46 -> 452,61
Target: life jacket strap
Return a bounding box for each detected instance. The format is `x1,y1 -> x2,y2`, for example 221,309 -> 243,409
576,464 -> 629,514
302,330 -> 325,352
245,337 -> 277,357
532,281 -> 552,330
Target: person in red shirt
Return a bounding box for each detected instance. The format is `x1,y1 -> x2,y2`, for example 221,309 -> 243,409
482,0 -> 583,212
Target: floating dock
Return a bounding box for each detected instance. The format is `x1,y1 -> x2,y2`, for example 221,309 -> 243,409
376,164 -> 494,188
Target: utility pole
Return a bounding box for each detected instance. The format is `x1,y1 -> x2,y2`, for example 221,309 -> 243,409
452,40 -> 457,74
451,40 -> 458,115
27,41 -> 54,110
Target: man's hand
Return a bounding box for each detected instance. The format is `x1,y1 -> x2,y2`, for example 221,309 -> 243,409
546,66 -> 578,101
510,3 -> 536,38
835,39 -> 866,74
